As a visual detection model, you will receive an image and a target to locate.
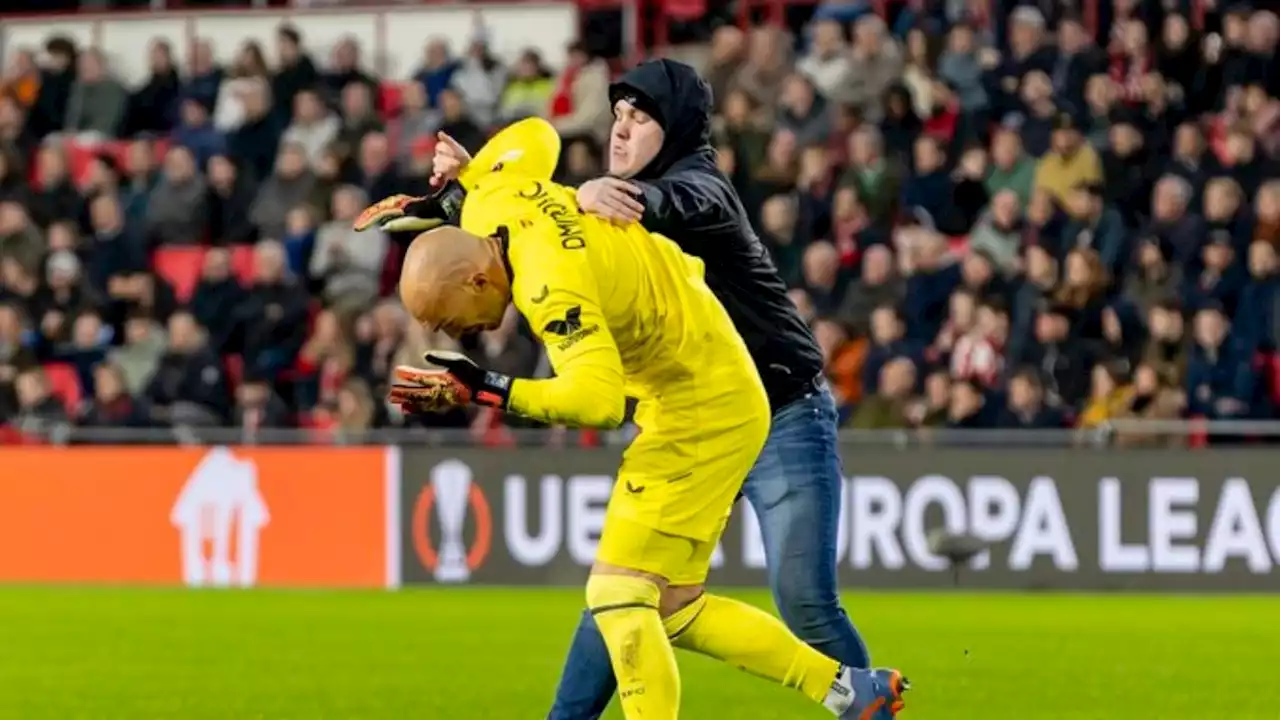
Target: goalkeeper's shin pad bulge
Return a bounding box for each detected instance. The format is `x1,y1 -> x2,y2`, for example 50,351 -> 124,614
585,574 -> 680,719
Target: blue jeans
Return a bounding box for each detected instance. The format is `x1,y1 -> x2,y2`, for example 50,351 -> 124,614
546,385 -> 870,719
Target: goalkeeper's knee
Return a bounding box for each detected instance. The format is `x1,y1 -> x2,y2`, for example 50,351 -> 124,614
585,572 -> 662,618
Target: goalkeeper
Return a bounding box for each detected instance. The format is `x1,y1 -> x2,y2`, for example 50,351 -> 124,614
357,117 -> 906,720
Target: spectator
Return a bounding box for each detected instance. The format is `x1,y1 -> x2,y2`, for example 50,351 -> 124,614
1061,181 -> 1128,275
392,82 -> 440,162
29,37 -> 77,140
127,39 -> 181,137
81,361 -> 149,428
930,286 -> 976,366
993,6 -> 1056,115
1034,111 -> 1103,208
415,38 -> 458,109
1054,247 -> 1110,338
12,366 -> 71,436
311,185 -> 387,313
282,205 -> 318,278
879,84 -> 922,163
190,247 -> 245,353
947,378 -> 995,428
65,48 -> 129,138
0,302 -> 35,422
238,240 -> 309,378
984,126 -> 1036,206
32,250 -> 97,353
1077,361 -> 1135,431
173,96 -> 227,171
900,228 -> 959,342
1184,231 -> 1247,315
452,39 -> 506,128
968,190 -> 1023,276
1030,303 -> 1095,408
183,39 -> 223,115
435,89 -> 485,154
1016,71 -> 1060,158
1114,362 -> 1187,447
145,146 -> 209,247
1164,122 -> 1209,201
1186,303 -> 1257,420
777,73 -> 831,147
323,37 -> 377,110
861,303 -> 920,395
227,77 -> 281,182
1101,114 -> 1156,225
1125,238 -> 1181,319
234,372 -> 291,432
734,26 -> 791,112
704,26 -> 746,115
271,25 -> 320,124
250,142 -> 315,241
0,95 -> 36,162
1053,16 -> 1106,111
3,48 -> 41,110
797,20 -> 853,104
836,242 -> 902,340
757,194 -> 802,286
901,135 -> 951,228
331,377 -> 378,440
1142,174 -> 1204,269
207,154 -> 258,246
282,88 -> 339,168
123,140 -> 161,224
547,41 -> 611,144
33,143 -> 81,226
1237,240 -> 1280,352
938,23 -> 987,114
848,356 -> 915,429
215,42 -> 270,133
498,49 -> 554,123
355,299 -> 408,390
846,16 -> 903,123
799,241 -> 844,317
295,308 -> 353,412
951,297 -> 1010,389
108,309 -> 166,396
906,369 -> 951,428
85,193 -> 145,300
337,81 -> 383,155
356,132 -> 403,203
841,126 -> 902,227
1202,177 -> 1251,256
145,310 -> 227,427
998,367 -> 1064,429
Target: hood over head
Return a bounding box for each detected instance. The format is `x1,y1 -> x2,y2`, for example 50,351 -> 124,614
609,59 -> 713,180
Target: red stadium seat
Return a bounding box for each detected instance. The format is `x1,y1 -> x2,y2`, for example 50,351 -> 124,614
229,244 -> 257,286
42,362 -> 82,415
152,246 -> 208,303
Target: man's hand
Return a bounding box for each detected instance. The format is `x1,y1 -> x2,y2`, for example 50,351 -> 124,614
387,351 -> 513,414
431,132 -> 471,188
577,177 -> 646,223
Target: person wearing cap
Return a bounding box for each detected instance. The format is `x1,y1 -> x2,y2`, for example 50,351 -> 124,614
1034,108 -> 1103,207
356,117 -> 908,720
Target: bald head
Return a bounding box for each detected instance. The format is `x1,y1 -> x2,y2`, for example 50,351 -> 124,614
399,227 -> 510,337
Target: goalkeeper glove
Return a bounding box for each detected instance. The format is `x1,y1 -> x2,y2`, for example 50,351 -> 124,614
353,181 -> 466,233
388,351 -> 512,414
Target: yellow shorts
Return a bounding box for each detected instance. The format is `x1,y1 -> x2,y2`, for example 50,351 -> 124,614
596,358 -> 770,585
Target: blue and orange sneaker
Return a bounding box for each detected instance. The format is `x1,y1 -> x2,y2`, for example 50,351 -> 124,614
837,667 -> 909,720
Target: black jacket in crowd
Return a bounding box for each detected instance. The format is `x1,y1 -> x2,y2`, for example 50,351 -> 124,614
609,59 -> 825,412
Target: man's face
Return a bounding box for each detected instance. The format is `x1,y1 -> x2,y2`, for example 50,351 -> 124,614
1035,313 -> 1066,342
277,147 -> 305,177
1009,376 -> 1040,410
870,308 -> 901,344
1250,241 -> 1278,277
608,99 -> 665,179
1194,310 -> 1227,348
1051,127 -> 1079,155
164,149 -> 195,183
168,314 -> 200,352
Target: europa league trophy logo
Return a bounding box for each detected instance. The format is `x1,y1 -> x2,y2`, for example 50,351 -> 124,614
431,460 -> 473,583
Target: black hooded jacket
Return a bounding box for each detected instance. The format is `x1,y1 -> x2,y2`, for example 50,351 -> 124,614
611,60 -> 824,410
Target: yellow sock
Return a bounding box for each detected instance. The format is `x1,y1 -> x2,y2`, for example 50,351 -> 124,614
586,574 -> 681,719
663,593 -> 841,705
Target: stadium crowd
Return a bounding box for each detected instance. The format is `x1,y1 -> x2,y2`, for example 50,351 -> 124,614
1,1 -> 1279,444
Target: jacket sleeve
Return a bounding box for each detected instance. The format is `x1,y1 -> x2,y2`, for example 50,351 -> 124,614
633,167 -> 733,240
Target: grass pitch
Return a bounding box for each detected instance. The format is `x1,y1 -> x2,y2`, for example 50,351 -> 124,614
0,587 -> 1276,719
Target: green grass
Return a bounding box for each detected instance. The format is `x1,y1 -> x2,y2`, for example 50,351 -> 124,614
0,587 -> 1276,718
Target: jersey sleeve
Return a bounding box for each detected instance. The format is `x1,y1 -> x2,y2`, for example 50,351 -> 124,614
503,212 -> 628,428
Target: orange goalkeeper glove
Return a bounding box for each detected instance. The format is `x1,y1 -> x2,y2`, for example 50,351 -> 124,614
388,351 -> 512,414
353,181 -> 466,233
